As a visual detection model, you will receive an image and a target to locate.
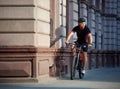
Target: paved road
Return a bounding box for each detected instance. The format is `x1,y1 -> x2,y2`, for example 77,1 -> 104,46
0,67 -> 120,89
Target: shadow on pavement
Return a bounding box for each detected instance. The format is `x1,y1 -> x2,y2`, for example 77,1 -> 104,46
0,68 -> 120,89
59,67 -> 120,83
0,84 -> 98,89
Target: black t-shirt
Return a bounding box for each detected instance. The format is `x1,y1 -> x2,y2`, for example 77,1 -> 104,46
72,25 -> 91,44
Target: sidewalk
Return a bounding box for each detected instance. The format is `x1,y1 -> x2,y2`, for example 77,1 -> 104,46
0,67 -> 120,89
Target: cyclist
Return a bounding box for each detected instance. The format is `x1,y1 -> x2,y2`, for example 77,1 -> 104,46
65,18 -> 93,75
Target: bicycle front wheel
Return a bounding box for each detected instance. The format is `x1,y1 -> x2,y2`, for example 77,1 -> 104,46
78,60 -> 84,79
70,56 -> 77,80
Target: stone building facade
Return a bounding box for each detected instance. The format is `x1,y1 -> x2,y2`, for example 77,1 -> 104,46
0,0 -> 119,82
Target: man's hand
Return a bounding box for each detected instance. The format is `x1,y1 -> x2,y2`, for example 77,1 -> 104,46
88,43 -> 92,48
65,41 -> 70,48
65,41 -> 69,45
65,31 -> 74,45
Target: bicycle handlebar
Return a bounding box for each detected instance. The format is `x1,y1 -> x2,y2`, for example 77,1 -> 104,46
66,43 -> 93,49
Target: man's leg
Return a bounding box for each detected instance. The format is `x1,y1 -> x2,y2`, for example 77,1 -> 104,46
82,52 -> 88,74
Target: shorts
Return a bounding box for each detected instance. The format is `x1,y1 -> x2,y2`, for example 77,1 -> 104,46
74,41 -> 88,52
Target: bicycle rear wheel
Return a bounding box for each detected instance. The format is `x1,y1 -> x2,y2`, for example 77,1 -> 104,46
70,56 -> 77,80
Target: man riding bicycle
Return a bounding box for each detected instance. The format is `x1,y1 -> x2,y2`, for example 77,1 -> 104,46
65,18 -> 93,75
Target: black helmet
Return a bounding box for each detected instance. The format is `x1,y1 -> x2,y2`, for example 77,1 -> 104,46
78,18 -> 85,23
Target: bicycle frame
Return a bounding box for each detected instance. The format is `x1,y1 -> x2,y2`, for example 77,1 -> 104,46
69,43 -> 84,80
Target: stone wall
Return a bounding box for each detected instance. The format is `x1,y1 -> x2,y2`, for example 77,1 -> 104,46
0,0 -> 51,82
0,0 -> 120,83
0,0 -> 50,47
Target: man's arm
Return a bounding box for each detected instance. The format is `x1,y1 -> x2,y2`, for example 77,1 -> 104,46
88,33 -> 92,44
65,31 -> 75,44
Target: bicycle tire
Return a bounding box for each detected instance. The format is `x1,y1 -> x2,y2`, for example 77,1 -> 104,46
78,60 -> 84,79
70,56 -> 77,80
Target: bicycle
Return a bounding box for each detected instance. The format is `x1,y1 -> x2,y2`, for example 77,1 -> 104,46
67,42 -> 87,80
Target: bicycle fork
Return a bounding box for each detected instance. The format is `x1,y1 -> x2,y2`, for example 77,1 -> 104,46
75,52 -> 80,70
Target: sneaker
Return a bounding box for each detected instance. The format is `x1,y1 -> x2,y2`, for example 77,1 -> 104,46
81,70 -> 85,74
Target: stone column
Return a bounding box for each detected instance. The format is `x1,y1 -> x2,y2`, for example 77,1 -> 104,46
103,0 -> 117,50
117,1 -> 120,50
88,8 -> 96,49
67,0 -> 78,42
0,0 -> 52,82
80,1 -> 88,22
95,13 -> 102,50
